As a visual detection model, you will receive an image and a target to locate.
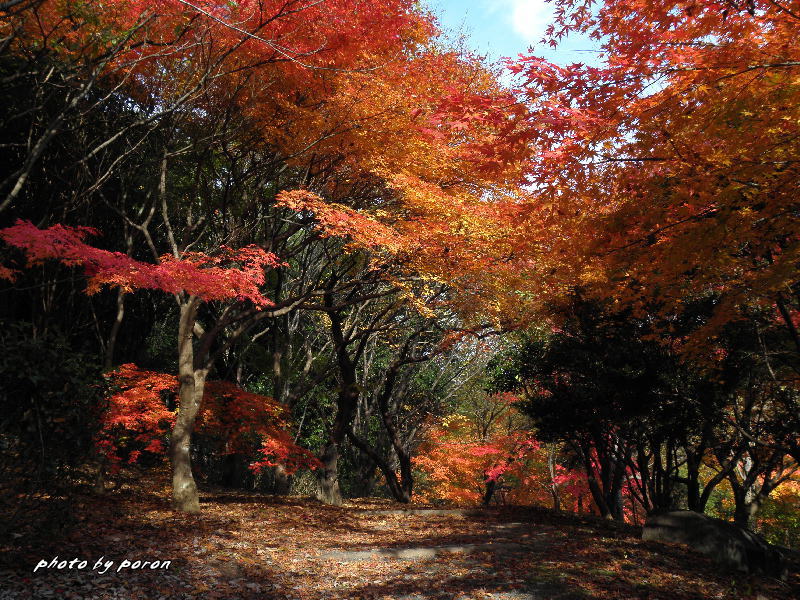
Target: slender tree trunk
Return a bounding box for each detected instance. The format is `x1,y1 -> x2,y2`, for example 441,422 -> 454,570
732,485 -> 758,529
733,502 -> 753,529
398,451 -> 414,502
609,485 -> 624,521
104,225 -> 132,371
373,364 -> 415,503
315,388 -> 356,506
586,476 -> 611,517
171,370 -> 205,512
547,447 -> 561,511
731,475 -> 779,530
578,442 -> 613,518
383,468 -> 410,503
93,456 -> 108,494
581,445 -> 625,521
104,289 -> 126,371
171,298 -> 204,513
550,487 -> 561,512
346,428 -> 411,502
315,382 -> 360,504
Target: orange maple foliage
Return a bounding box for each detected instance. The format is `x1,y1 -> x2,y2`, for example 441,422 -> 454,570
4,1 -> 540,329
509,0 -> 800,340
275,190 -> 407,255
5,0 -> 432,91
267,46 -> 537,326
414,394 -> 584,506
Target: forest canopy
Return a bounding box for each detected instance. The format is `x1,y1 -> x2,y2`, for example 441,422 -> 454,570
1,0 -> 798,555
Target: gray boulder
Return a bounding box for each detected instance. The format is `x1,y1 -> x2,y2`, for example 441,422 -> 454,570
642,510 -> 787,579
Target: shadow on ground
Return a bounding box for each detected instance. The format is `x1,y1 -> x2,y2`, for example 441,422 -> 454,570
1,482 -> 798,600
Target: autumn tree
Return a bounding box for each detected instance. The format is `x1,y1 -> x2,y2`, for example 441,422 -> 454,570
414,389 -> 548,507
0,0 -> 575,528
97,364 -> 318,487
490,296 -> 715,519
0,220 -> 299,510
342,290 -> 468,503
709,318 -> 800,527
510,0 -> 800,356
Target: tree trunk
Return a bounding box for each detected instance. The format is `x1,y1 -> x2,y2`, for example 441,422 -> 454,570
609,485 -> 624,521
103,289 -> 126,371
483,479 -> 497,506
733,500 -> 754,529
731,477 -> 775,530
397,450 -> 414,502
170,298 -> 204,513
579,441 -> 616,519
93,456 -> 108,494
272,464 -> 292,495
346,428 -> 412,502
316,439 -> 343,505
376,366 -> 414,503
547,446 -> 561,511
550,487 -> 561,511
171,370 -> 205,512
581,446 -> 625,521
685,454 -> 702,512
316,301 -> 360,506
384,466 -> 412,503
586,476 -> 613,517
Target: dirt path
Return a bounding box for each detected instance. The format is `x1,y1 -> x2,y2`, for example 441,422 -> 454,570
1,488 -> 797,599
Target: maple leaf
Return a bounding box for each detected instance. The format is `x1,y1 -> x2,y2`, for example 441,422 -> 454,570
0,220 -> 281,305
98,364 -> 318,472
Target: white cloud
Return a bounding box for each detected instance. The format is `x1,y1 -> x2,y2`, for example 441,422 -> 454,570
486,0 -> 555,46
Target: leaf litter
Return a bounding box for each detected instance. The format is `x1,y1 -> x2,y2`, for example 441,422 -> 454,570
1,476 -> 797,599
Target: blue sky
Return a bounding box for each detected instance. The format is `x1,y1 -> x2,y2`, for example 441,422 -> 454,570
426,0 -> 601,65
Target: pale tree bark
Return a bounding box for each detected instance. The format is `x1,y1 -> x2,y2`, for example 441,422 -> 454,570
168,293 -> 318,512
728,452 -> 797,529
103,289 -> 126,371
103,223 -> 132,370
547,445 -> 561,512
171,296 -> 205,513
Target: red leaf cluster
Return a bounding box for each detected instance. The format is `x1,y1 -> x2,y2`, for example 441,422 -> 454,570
0,220 -> 281,305
98,364 -> 318,474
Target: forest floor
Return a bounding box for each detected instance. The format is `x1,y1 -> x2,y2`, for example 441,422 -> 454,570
1,475 -> 798,600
